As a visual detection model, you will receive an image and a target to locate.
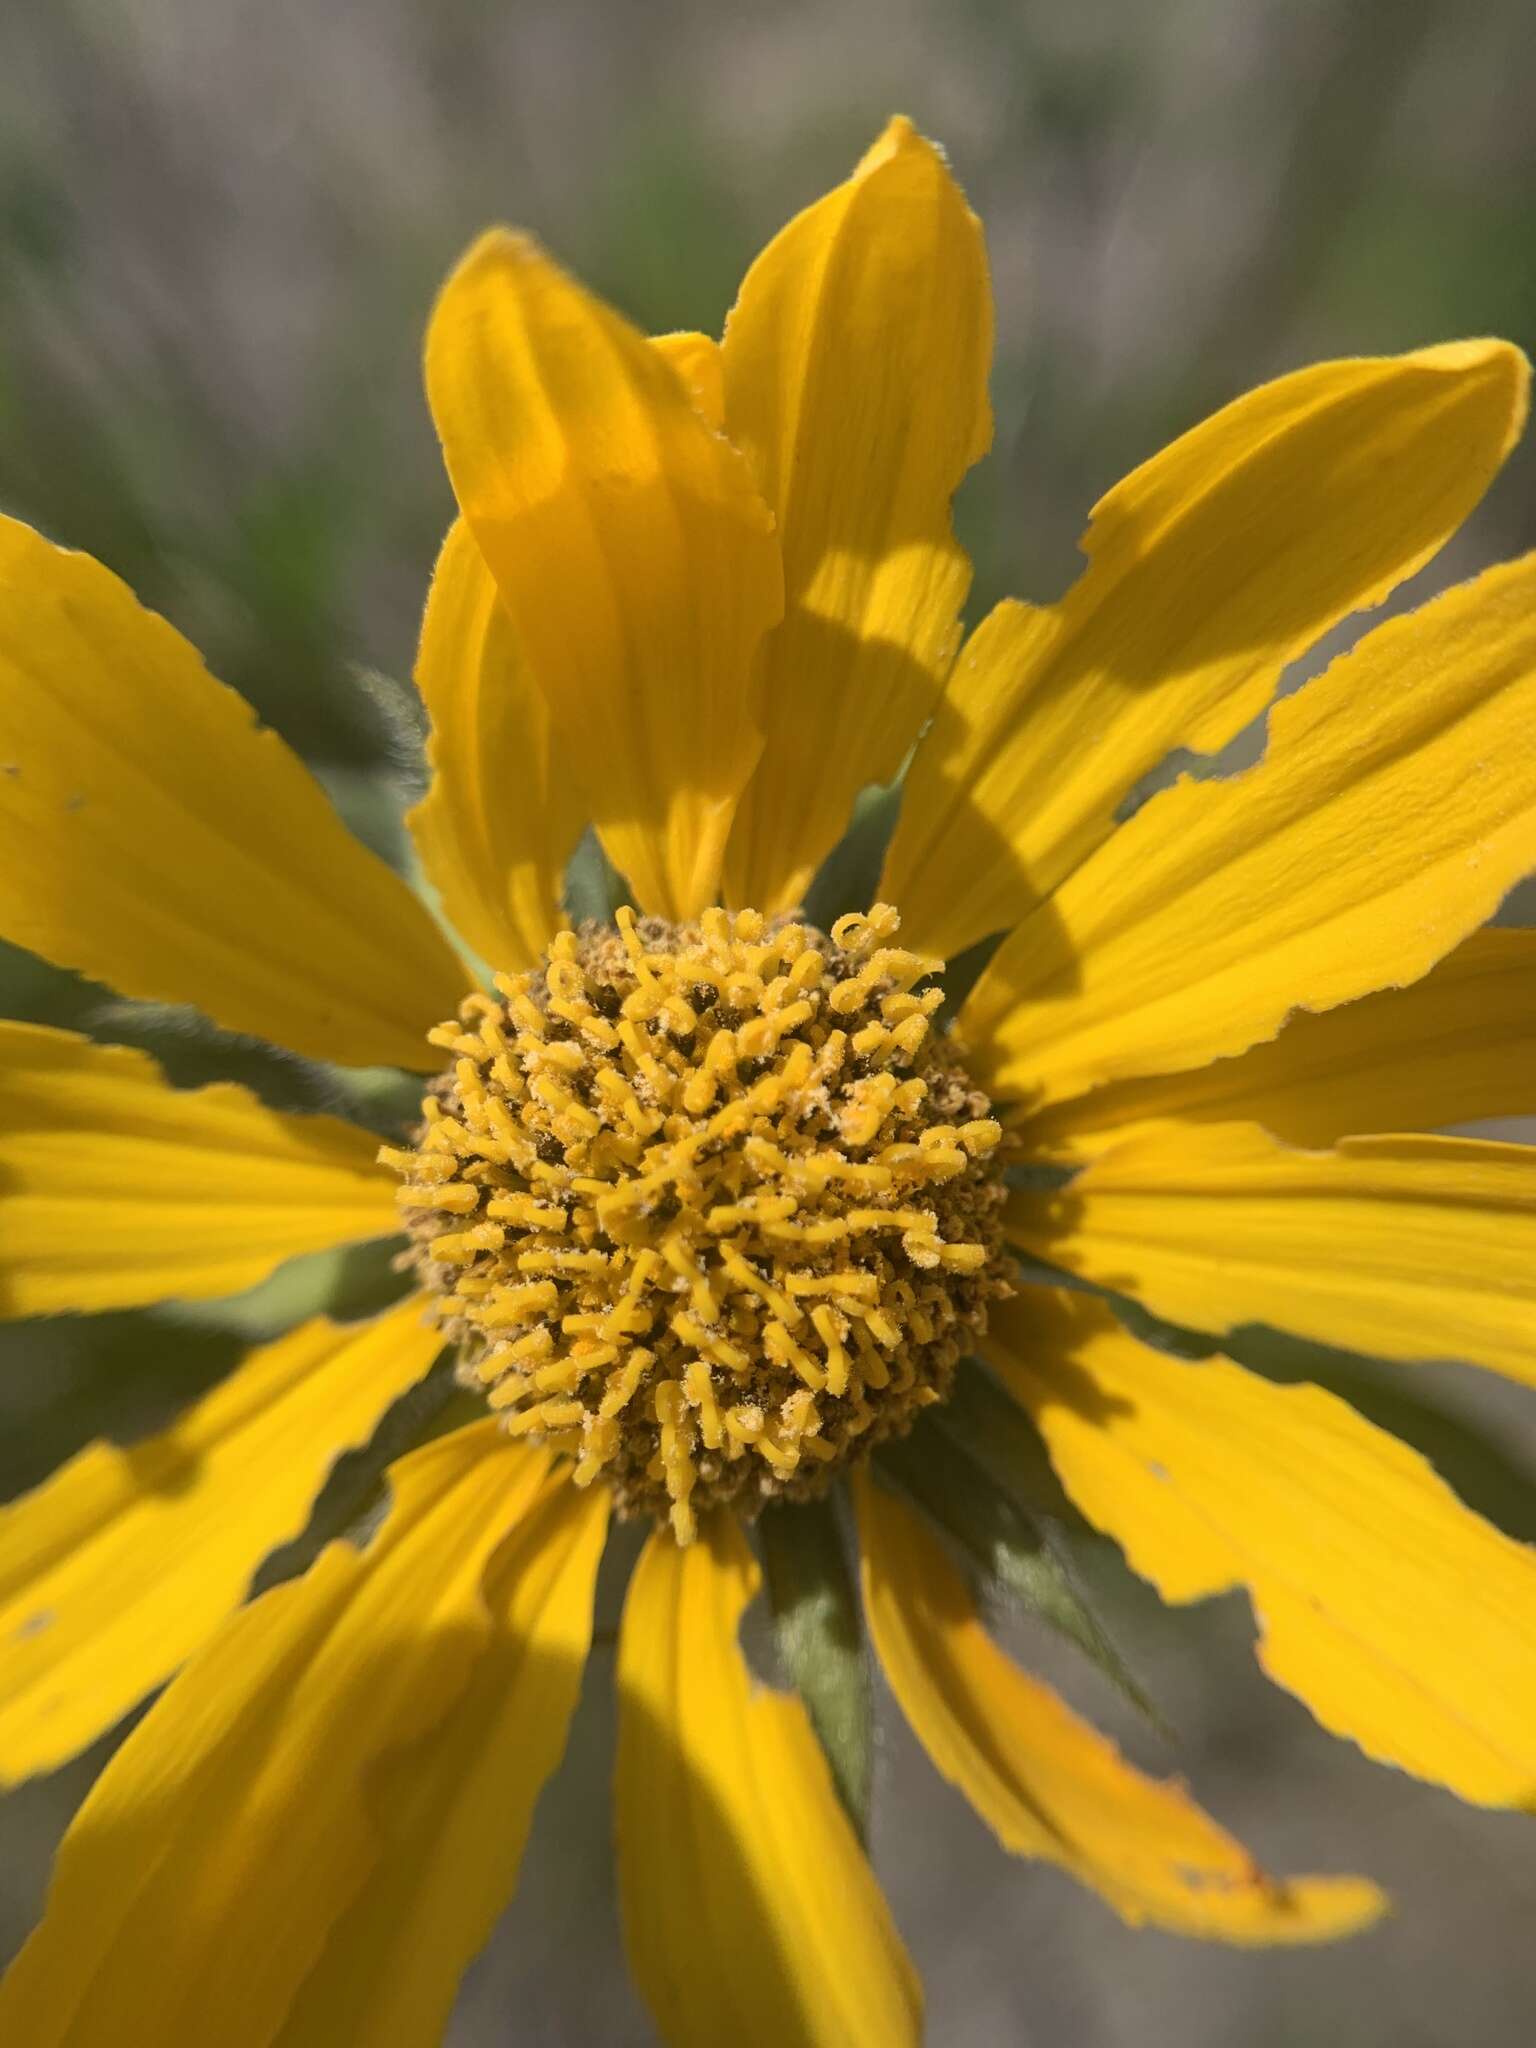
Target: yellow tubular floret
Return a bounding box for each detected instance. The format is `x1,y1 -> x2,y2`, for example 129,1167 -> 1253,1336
383,906 -> 1008,1536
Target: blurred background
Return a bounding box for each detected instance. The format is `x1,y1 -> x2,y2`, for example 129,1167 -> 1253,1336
2,0 -> 1535,2041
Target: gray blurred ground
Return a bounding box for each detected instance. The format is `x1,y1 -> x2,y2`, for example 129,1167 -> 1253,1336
2,1 -> 1536,2042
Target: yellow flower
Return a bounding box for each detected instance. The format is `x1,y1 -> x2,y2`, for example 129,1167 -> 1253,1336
2,113 -> 1536,2045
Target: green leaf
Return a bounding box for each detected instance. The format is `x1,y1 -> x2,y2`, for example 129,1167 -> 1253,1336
877,1417 -> 1163,1730
758,1494 -> 873,1840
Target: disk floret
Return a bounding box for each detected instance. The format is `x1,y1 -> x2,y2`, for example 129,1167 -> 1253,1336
382,902 -> 1010,1541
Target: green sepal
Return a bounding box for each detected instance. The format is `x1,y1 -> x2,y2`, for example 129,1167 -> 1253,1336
562,824 -> 633,926
324,1062 -> 433,1141
877,1414 -> 1163,1730
758,1493 -> 873,1841
1110,1292 -> 1226,1362
934,926 -> 1006,1026
934,1355 -> 1086,1527
314,758 -> 417,874
801,775 -> 905,933
347,663 -> 430,801
158,1237 -> 413,1343
81,994 -> 427,1143
250,1362 -> 479,1593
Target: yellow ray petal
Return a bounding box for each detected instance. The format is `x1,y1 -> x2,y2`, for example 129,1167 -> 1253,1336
616,1514 -> 920,2048
885,339 -> 1528,959
0,1424 -> 567,2047
990,1291 -> 1536,1807
1009,1122 -> 1536,1387
0,1022 -> 398,1317
1022,926 -> 1536,1161
855,1474 -> 1383,1939
962,551 -> 1536,1111
0,1296 -> 442,1783
426,233 -> 783,920
652,330 -> 725,430
0,515 -> 471,1069
275,1477 -> 607,2048
719,116 -> 992,912
406,520 -> 586,974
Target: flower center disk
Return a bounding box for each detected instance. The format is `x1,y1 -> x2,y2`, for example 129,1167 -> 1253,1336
384,903 -> 1010,1541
